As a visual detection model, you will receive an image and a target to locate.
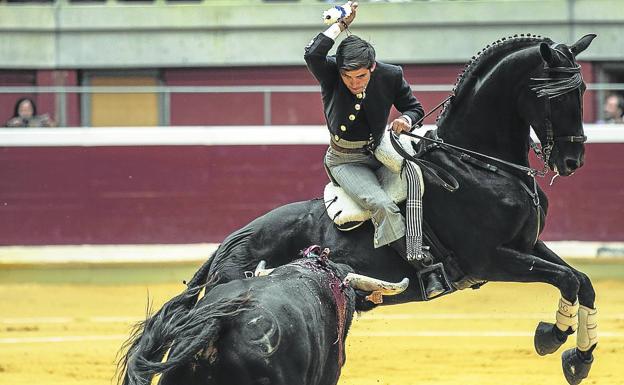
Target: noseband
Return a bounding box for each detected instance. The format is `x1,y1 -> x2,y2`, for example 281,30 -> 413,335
530,54 -> 587,173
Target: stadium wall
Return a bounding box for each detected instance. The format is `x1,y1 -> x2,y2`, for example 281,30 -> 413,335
0,125 -> 622,247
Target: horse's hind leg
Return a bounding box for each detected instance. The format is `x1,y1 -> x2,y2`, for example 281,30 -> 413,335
532,240 -> 597,385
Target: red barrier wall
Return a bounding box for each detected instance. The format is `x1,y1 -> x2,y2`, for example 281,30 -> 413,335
538,143 -> 623,241
0,145 -> 327,245
0,142 -> 620,245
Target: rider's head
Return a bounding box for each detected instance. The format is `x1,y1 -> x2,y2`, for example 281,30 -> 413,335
336,35 -> 376,95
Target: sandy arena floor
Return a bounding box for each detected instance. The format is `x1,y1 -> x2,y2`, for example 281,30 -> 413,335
1,263 -> 622,385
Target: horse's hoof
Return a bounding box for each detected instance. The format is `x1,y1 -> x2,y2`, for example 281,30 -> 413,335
534,321 -> 567,355
562,348 -> 593,385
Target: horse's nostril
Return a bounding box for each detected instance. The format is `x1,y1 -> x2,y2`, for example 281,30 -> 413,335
565,159 -> 580,170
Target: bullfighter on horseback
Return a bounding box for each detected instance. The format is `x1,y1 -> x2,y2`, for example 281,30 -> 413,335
127,9 -> 598,381
304,2 -> 445,298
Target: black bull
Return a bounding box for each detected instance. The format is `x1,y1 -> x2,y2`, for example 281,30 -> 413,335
119,252 -> 408,385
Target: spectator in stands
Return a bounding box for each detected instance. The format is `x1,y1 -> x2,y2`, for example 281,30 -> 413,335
5,97 -> 56,128
599,93 -> 624,124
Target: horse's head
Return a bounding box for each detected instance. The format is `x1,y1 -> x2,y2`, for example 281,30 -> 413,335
520,34 -> 596,176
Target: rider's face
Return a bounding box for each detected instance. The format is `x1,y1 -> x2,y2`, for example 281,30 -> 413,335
340,63 -> 375,95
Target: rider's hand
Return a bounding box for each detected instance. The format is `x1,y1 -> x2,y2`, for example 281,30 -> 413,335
390,117 -> 411,135
340,2 -> 358,29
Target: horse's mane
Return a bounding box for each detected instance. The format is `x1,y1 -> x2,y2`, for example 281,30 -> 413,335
437,34 -> 554,125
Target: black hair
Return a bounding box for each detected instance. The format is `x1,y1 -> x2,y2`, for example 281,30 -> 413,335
13,97 -> 37,118
336,35 -> 376,72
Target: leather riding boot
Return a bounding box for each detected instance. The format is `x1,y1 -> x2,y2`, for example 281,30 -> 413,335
388,236 -> 445,299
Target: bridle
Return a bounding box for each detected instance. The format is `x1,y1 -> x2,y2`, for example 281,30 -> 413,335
529,46 -> 587,175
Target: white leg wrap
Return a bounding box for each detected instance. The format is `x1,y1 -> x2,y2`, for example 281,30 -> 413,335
577,306 -> 598,351
555,297 -> 579,332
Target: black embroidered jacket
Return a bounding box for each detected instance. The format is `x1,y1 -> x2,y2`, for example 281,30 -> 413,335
304,33 -> 424,145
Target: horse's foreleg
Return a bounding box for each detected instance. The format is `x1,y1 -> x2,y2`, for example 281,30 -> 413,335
480,247 -> 593,384
532,241 -> 598,356
533,240 -> 597,385
480,246 -> 580,352
533,240 -> 596,307
530,241 -> 580,356
484,246 -> 580,300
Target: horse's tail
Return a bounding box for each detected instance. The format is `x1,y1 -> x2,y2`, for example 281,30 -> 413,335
207,225 -> 257,276
185,225 -> 256,290
114,252 -> 216,380
117,279 -> 250,385
116,225 -> 256,385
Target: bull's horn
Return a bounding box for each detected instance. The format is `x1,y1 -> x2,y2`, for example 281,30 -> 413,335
343,273 -> 409,295
254,260 -> 275,277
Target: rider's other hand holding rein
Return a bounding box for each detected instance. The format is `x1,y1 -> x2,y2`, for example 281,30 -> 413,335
390,116 -> 412,135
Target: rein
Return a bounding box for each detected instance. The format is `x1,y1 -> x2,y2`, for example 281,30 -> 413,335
388,94 -> 460,192
391,130 -> 543,211
394,130 -> 543,178
394,92 -> 544,180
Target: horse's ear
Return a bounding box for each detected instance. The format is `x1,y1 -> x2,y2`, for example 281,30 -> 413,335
570,34 -> 597,57
539,43 -> 556,65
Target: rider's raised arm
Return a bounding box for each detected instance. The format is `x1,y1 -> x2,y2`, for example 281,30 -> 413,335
304,2 -> 356,88
393,67 -> 424,130
304,27 -> 341,88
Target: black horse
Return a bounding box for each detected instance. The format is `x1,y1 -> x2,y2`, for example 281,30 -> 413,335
129,34 -> 598,385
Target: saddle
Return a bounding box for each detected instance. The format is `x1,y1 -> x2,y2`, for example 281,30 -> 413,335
323,130 -> 424,231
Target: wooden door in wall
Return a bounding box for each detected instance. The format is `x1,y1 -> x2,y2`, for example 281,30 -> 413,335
90,76 -> 160,127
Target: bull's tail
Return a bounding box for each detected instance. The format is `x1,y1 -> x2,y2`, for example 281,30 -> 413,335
118,281 -> 250,385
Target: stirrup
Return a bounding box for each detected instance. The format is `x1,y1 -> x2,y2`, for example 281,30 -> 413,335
417,262 -> 453,301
